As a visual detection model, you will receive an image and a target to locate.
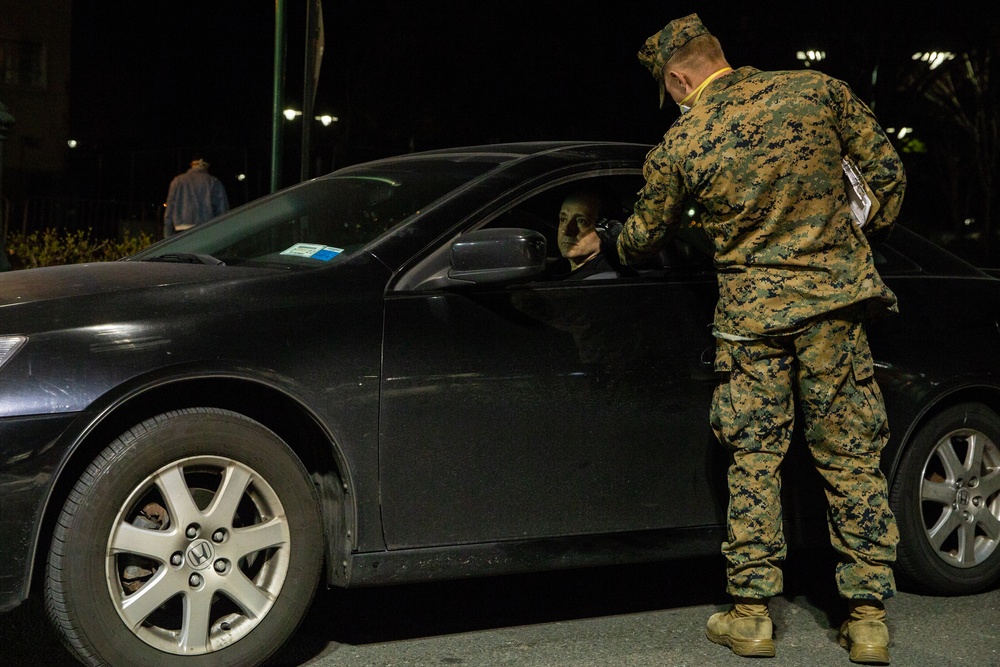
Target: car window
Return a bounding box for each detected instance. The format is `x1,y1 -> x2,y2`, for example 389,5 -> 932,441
873,227 -> 989,277
870,242 -> 921,275
632,222 -> 716,279
482,178 -> 717,282
131,160 -> 501,269
482,176 -> 637,281
393,173 -> 720,291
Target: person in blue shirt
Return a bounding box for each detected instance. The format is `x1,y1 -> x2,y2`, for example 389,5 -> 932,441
163,156 -> 229,237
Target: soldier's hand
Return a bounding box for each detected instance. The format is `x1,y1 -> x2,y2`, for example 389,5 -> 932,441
596,218 -> 623,248
596,219 -> 626,271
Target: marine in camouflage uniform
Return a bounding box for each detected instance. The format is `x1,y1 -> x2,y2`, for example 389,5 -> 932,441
618,13 -> 905,663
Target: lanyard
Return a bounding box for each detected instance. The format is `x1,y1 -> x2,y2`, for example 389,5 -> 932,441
679,67 -> 733,108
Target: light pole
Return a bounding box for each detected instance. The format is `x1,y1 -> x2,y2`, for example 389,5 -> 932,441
270,0 -> 287,193
271,0 -> 324,190
284,110 -> 338,175
0,101 -> 15,271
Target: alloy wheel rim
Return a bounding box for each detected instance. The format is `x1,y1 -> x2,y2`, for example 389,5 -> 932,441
105,455 -> 291,655
919,427 -> 1000,569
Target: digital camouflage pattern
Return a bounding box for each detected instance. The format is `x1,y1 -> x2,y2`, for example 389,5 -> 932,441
710,315 -> 899,600
620,43 -> 906,607
637,13 -> 710,108
617,66 -> 906,338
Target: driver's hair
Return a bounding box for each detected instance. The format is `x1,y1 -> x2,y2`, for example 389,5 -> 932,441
561,191 -> 604,220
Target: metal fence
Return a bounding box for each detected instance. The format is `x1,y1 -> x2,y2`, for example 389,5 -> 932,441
4,197 -> 163,241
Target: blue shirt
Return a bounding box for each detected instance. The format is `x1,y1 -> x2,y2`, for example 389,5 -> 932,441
164,166 -> 229,234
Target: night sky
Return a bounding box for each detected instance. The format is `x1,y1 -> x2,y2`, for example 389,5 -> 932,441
68,1 -> 995,204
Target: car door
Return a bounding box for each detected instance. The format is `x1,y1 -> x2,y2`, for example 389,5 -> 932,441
377,176 -> 728,549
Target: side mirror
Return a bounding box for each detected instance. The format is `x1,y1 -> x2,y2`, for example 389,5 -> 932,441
448,228 -> 547,285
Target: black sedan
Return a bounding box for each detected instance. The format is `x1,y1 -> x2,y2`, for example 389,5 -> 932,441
1,142 -> 998,667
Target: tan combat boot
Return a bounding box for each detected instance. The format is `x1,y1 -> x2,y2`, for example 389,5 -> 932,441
838,600 -> 890,665
706,597 -> 775,658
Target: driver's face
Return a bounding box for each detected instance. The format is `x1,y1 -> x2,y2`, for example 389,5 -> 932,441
558,199 -> 600,263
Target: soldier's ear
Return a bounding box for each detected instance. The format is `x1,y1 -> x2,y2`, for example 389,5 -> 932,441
663,67 -> 693,102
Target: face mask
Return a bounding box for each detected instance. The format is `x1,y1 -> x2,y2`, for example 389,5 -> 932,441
676,67 -> 733,114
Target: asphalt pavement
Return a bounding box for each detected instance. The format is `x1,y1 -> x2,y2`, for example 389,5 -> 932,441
268,553 -> 999,667
4,552 -> 998,666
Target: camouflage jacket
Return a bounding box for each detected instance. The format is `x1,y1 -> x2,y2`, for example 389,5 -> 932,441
617,66 -> 906,337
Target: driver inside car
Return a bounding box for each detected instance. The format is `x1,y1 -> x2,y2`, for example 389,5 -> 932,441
547,191 -> 623,280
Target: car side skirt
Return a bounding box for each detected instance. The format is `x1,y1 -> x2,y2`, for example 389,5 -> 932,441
342,526 -> 728,587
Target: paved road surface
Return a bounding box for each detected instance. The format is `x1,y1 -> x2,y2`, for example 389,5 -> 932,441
5,553 -> 997,666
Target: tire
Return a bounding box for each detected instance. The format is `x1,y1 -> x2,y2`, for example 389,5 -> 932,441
890,403 -> 1000,595
45,408 -> 324,667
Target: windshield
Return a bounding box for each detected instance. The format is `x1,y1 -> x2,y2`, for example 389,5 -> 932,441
131,159 -> 499,269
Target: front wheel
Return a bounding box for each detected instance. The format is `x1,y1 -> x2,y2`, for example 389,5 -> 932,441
45,408 -> 323,666
890,403 -> 1000,595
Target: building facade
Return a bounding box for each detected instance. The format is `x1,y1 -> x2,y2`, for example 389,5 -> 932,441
0,0 -> 72,205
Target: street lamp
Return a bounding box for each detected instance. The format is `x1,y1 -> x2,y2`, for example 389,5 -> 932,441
913,52 -> 955,70
796,50 -> 826,68
282,110 -> 338,177
312,114 -> 340,174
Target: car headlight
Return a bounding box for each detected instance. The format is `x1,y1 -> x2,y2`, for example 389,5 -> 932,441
0,335 -> 27,371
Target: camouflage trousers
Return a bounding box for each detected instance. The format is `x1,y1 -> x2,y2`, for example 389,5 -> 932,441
710,313 -> 899,601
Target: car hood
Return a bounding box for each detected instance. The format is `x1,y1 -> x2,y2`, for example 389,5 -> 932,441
0,261 -> 272,308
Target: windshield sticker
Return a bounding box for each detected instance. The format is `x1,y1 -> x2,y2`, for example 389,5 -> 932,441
280,243 -> 344,261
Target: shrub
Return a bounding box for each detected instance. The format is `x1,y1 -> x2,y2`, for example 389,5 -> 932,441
4,228 -> 155,270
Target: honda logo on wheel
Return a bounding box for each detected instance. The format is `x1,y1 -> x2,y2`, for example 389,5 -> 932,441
186,540 -> 215,569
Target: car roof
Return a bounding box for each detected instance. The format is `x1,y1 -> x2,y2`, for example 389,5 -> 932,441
337,141 -> 652,171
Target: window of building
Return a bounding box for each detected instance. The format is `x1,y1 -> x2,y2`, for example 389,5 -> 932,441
0,39 -> 47,89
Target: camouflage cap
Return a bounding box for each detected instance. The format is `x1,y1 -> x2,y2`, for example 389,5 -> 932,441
638,13 -> 711,108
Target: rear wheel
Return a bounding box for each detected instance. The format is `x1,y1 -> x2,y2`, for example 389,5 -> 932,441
890,403 -> 1000,594
45,408 -> 323,666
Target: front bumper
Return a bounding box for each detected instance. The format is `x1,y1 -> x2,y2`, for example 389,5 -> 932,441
0,414 -> 79,611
